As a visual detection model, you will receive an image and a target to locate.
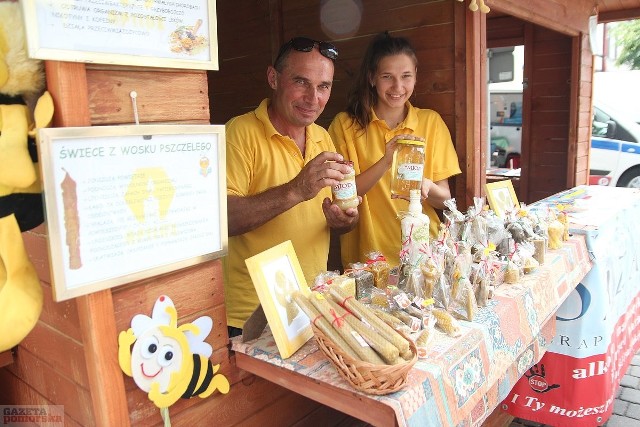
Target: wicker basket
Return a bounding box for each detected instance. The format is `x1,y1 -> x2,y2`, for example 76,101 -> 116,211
312,324 -> 417,395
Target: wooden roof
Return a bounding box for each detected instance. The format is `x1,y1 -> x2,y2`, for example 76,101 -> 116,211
597,0 -> 640,21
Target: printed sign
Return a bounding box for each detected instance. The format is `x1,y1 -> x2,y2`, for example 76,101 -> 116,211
21,0 -> 218,70
38,125 -> 227,301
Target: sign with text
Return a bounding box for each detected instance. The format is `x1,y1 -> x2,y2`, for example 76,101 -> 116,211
39,125 -> 227,301
21,0 -> 218,70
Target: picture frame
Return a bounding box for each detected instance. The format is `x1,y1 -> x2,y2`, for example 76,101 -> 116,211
21,0 -> 218,70
245,241 -> 313,359
485,179 -> 520,218
38,124 -> 227,301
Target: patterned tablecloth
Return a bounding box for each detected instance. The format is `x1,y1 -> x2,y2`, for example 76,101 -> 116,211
232,235 -> 591,427
505,186 -> 640,427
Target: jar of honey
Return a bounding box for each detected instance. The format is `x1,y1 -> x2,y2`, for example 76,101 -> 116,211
332,161 -> 359,210
390,139 -> 425,198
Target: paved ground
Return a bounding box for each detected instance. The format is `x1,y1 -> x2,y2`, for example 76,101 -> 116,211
510,352 -> 640,427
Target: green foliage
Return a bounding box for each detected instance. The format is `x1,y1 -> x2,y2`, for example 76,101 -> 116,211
613,20 -> 640,70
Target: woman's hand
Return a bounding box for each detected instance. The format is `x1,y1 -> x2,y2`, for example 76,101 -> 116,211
421,178 -> 434,200
384,134 -> 425,166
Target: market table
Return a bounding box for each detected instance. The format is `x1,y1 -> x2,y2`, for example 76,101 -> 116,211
504,185 -> 640,427
232,235 -> 592,427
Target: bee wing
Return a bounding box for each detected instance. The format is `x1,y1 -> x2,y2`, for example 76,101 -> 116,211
131,314 -> 154,337
185,316 -> 213,358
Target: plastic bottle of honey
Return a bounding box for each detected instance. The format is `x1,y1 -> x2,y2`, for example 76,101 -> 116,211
332,161 -> 359,210
391,139 -> 425,198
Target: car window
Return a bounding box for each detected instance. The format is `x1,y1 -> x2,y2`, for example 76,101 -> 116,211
592,108 -> 611,137
592,106 -> 638,143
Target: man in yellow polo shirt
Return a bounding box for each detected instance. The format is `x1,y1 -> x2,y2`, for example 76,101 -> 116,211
224,37 -> 360,336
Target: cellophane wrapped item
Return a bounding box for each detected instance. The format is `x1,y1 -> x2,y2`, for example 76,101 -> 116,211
490,258 -> 508,286
451,277 -> 477,321
414,310 -> 436,358
430,229 -> 453,310
527,206 -> 550,242
365,251 -> 391,289
470,250 -> 496,306
548,218 -> 564,249
514,241 -> 538,274
467,197 -> 489,247
420,256 -> 442,299
403,265 -> 426,300
346,262 -> 375,302
443,198 -> 466,242
330,275 -> 357,298
369,286 -> 391,309
312,270 -> 340,293
385,286 -> 434,334
486,209 -> 510,249
503,258 -> 521,284
449,242 -> 473,301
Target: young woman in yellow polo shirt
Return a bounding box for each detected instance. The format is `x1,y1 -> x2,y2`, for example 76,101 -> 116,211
328,32 -> 461,268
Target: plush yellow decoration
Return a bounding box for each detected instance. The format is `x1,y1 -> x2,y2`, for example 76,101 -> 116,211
0,1 -> 53,352
0,214 -> 43,350
0,2 -> 45,98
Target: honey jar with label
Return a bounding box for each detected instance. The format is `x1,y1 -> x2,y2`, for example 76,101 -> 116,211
390,139 -> 425,198
332,161 -> 359,210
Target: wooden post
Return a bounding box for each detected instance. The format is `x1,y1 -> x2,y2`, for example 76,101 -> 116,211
44,61 -> 130,427
455,3 -> 486,207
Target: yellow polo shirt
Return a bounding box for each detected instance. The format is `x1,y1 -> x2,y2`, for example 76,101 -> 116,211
224,99 -> 335,328
328,102 -> 461,267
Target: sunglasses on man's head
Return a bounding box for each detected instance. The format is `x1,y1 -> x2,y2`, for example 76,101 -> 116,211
273,37 -> 339,68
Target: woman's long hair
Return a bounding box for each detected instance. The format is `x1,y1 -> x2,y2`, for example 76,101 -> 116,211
345,32 -> 418,132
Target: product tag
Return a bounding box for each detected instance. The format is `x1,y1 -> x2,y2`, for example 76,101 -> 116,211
409,316 -> 421,332
393,293 -> 412,309
351,330 -> 370,347
397,163 -> 424,181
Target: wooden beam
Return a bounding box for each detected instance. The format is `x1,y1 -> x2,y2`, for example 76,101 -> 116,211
44,61 -> 130,427
490,0 -> 593,36
44,62 -> 91,127
77,292 -> 130,427
599,8 -> 640,23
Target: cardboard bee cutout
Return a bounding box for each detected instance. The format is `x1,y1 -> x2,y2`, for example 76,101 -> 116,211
0,1 -> 54,352
118,295 -> 230,423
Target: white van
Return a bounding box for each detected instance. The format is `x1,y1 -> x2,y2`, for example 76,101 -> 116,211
489,90 -> 523,168
488,92 -> 640,188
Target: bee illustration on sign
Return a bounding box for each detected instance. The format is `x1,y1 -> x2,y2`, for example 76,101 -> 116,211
118,295 -> 230,409
199,155 -> 212,177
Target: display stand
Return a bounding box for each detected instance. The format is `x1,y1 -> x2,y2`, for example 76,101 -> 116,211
233,235 -> 592,426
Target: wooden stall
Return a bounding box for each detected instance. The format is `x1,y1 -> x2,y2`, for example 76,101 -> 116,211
2,0 -> 640,426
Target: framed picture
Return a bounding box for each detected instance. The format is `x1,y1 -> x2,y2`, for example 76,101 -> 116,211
245,241 -> 313,359
21,0 -> 218,70
38,125 -> 227,301
485,179 -> 520,218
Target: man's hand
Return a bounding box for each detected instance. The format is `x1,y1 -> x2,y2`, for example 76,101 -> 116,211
228,151 -> 352,236
289,151 -> 350,201
322,196 -> 360,234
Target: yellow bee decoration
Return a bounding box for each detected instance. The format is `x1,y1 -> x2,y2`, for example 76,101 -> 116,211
118,295 -> 230,409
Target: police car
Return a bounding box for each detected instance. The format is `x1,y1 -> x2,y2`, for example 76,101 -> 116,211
589,102 -> 640,188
